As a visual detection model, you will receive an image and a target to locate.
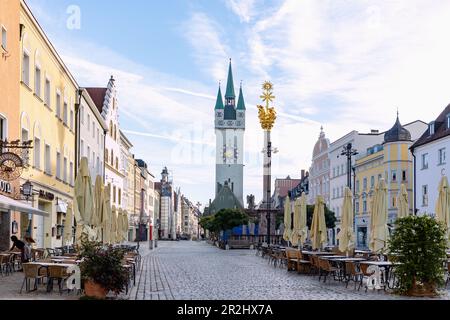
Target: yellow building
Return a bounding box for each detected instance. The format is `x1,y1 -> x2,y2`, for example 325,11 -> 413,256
19,0 -> 78,249
354,116 -> 415,248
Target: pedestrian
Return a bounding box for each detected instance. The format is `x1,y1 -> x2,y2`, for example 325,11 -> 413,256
10,236 -> 30,268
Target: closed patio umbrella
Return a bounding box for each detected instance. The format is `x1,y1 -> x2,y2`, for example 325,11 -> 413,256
122,211 -> 129,242
337,187 -> 354,254
435,176 -> 450,244
310,196 -> 327,250
103,184 -> 112,244
74,157 -> 95,242
369,179 -> 389,253
117,208 -> 124,243
283,195 -> 292,243
290,197 -> 300,246
92,175 -> 104,241
397,184 -> 409,219
298,193 -> 308,248
111,205 -> 118,244
63,201 -> 75,244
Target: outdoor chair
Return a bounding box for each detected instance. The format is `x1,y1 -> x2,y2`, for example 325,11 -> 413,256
309,255 -> 320,276
20,264 -> 46,293
7,253 -> 17,273
446,262 -> 450,286
45,248 -> 56,258
46,265 -> 70,294
318,258 -> 340,283
0,255 -> 11,276
345,261 -> 363,289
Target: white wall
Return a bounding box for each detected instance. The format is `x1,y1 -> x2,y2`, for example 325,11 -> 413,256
414,136 -> 450,216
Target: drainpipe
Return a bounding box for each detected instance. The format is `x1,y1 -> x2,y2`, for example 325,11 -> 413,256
411,150 -> 417,216
75,89 -> 82,178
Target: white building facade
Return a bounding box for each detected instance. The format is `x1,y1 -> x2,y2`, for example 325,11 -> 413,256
87,77 -> 125,210
308,127 -> 331,207
77,88 -> 107,181
411,105 -> 450,217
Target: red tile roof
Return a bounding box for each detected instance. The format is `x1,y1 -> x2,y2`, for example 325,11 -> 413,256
411,103 -> 450,150
85,88 -> 107,114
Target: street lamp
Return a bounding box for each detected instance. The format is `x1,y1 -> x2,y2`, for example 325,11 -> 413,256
340,143 -> 358,189
257,81 -> 277,245
22,180 -> 33,201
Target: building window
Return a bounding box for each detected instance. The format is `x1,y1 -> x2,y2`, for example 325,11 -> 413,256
1,26 -> 6,50
80,106 -> 84,124
96,157 -> 100,175
87,146 -> 90,163
392,197 -> 396,208
44,144 -> 51,175
111,150 -> 114,165
422,185 -> 428,206
109,121 -> 113,137
63,102 -> 68,125
118,189 -> 121,205
363,178 -> 367,190
378,174 -> 382,181
356,180 -> 360,193
447,114 -> 450,129
439,148 -> 446,165
22,51 -> 30,85
33,137 -> 40,169
44,79 -> 50,107
87,114 -> 90,131
70,161 -> 74,185
429,122 -> 435,135
333,188 -> 336,199
97,128 -> 100,145
370,176 -> 375,189
34,66 -> 41,97
56,151 -> 61,179
21,128 -> 29,165
392,170 -> 397,182
70,109 -> 74,131
105,148 -> 108,162
333,168 -> 336,177
56,93 -> 61,119
337,166 -> 340,176
115,157 -> 119,170
421,153 -> 428,169
92,152 -> 96,169
92,122 -> 95,138
340,186 -> 343,198
113,186 -> 116,203
363,199 -> 367,213
63,157 -> 68,183
0,116 -> 7,141
355,201 -> 360,214
402,170 -> 407,181
80,139 -> 84,157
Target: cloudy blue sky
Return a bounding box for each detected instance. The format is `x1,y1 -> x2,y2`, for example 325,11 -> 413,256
27,0 -> 450,209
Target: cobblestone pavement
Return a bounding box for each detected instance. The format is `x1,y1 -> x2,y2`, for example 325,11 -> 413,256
129,241 -> 450,300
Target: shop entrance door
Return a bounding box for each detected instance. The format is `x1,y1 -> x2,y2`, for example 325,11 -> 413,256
36,203 -> 46,248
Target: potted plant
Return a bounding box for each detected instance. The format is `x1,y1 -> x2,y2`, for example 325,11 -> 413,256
78,236 -> 129,299
388,215 -> 447,297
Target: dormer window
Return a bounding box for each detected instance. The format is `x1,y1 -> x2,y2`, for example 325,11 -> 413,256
447,114 -> 450,129
429,121 -> 435,135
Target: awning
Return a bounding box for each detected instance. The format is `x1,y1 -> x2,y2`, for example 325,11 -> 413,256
0,194 -> 49,217
56,201 -> 68,213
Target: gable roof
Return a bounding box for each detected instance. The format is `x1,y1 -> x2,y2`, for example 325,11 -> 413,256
411,103 -> 450,150
207,183 -> 243,215
85,88 -> 107,114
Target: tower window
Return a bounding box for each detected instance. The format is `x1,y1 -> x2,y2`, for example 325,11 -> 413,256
429,122 -> 435,135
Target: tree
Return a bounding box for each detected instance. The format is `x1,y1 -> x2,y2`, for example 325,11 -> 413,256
388,215 -> 447,296
199,209 -> 249,239
306,205 -> 337,229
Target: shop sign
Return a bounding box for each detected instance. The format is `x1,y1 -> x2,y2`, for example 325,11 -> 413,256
39,190 -> 55,201
0,180 -> 12,194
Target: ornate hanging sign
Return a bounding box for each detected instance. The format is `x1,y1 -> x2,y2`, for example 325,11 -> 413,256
0,139 -> 33,181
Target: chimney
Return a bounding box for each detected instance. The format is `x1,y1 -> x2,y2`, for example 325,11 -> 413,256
301,170 -> 305,179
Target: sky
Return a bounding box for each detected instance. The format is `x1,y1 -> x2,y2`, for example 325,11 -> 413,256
26,0 -> 450,210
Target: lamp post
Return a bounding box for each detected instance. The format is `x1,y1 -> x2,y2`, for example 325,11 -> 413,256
340,143 -> 358,239
258,82 -> 277,245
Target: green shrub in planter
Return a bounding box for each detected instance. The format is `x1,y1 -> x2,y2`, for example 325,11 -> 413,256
388,215 -> 447,296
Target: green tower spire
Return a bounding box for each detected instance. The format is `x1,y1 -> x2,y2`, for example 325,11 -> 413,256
225,59 -> 235,99
214,84 -> 224,110
236,82 -> 246,110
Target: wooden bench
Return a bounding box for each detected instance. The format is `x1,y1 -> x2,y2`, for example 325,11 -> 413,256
286,249 -> 311,273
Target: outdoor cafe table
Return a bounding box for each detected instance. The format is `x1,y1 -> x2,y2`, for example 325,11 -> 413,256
302,251 -> 335,256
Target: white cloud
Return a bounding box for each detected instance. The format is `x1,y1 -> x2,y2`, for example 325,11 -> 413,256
225,0 -> 256,23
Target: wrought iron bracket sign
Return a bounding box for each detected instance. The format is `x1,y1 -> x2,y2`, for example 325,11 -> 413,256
0,139 -> 33,181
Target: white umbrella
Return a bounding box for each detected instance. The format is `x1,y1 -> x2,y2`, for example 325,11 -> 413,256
369,179 -> 389,253
283,196 -> 292,243
397,184 -> 409,219
436,176 -> 450,245
310,196 -> 327,250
